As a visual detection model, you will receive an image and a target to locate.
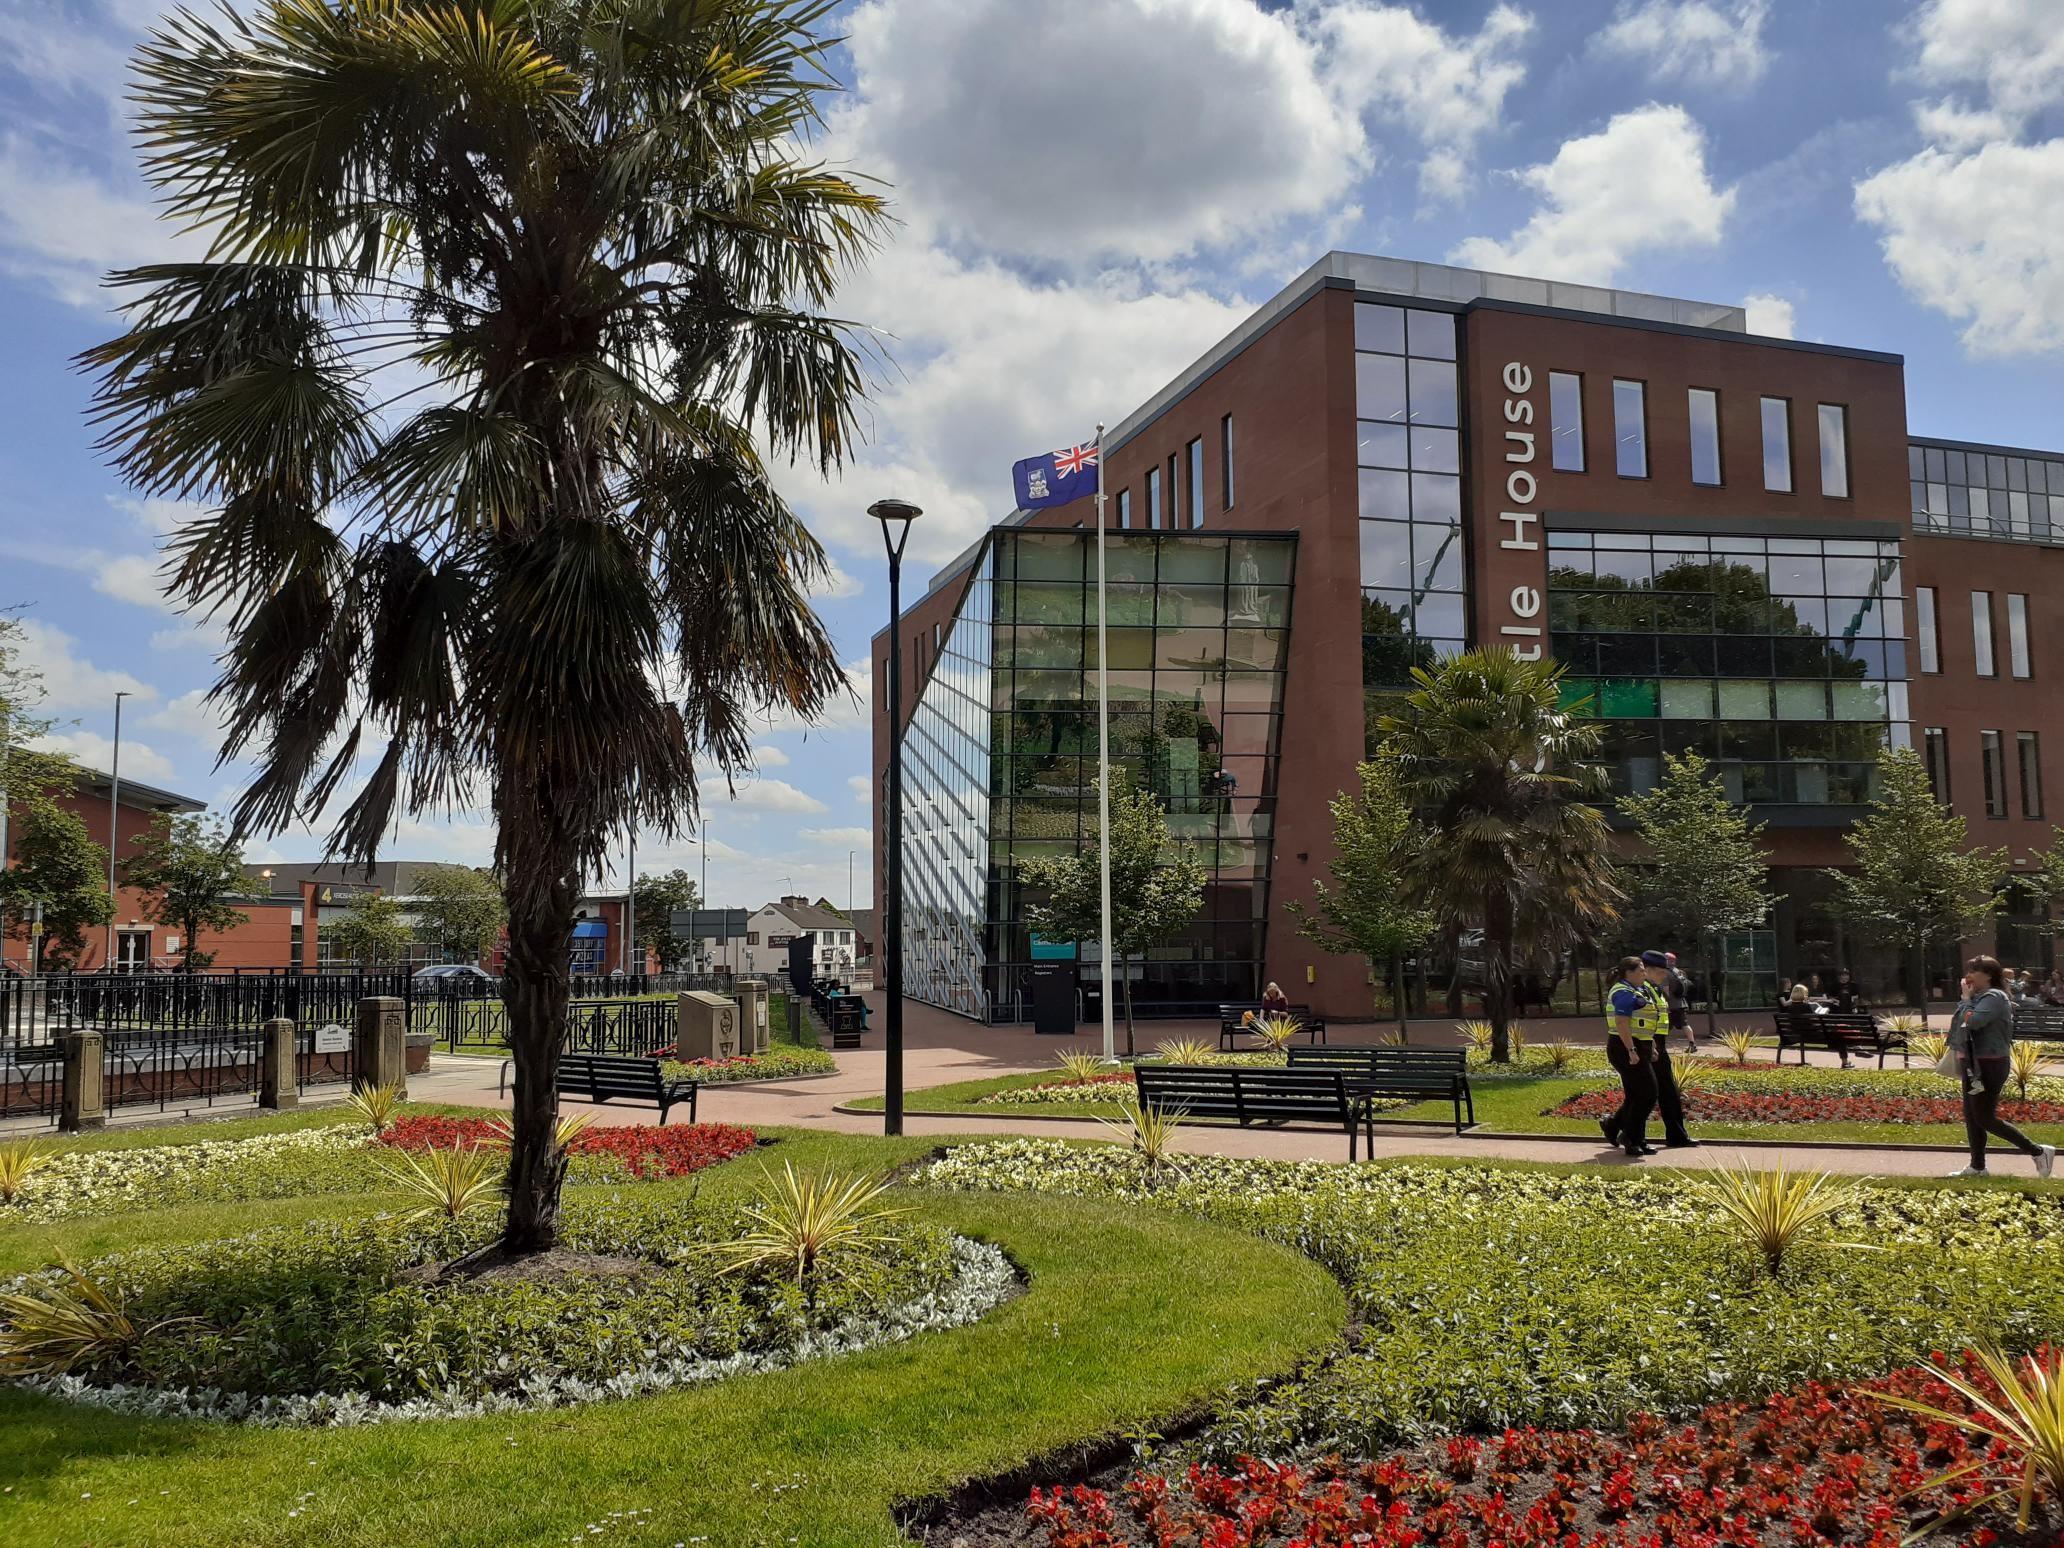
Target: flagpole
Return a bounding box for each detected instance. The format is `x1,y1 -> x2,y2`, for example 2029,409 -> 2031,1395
1093,422 -> 1116,1064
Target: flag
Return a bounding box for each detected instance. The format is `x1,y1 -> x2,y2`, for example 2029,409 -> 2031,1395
1012,442 -> 1099,510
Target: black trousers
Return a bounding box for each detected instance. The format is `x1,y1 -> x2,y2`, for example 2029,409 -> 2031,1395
1605,1038 -> 1655,1150
1962,1054 -> 2041,1168
1650,1042 -> 1692,1146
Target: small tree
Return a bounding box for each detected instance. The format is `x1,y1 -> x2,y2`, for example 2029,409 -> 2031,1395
327,892 -> 415,969
1827,745 -> 2006,1010
124,814 -> 249,972
2029,826 -> 2064,953
1020,770 -> 1205,1057
1285,755 -> 1433,1039
1617,751 -> 1776,1034
0,754 -> 112,971
409,866 -> 507,964
632,868 -> 701,970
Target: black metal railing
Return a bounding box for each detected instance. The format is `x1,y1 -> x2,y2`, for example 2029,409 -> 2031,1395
37,970 -> 414,1034
0,1034 -> 60,1121
102,1026 -> 266,1116
420,994 -> 677,1056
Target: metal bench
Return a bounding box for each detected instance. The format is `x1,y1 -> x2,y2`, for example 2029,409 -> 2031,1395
1133,1064 -> 1372,1160
1771,1008 -> 1906,1067
552,1053 -> 698,1123
2013,1004 -> 2064,1042
1286,1044 -> 1475,1133
1216,1001 -> 1327,1050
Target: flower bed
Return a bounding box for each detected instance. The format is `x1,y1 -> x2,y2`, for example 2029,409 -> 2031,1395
8,1200 -> 1016,1425
921,1142 -> 2064,1453
1019,1351 -> 2058,1548
0,1124 -> 374,1223
377,1115 -> 758,1178
978,1072 -> 1139,1106
1554,1085 -> 2064,1127
655,1047 -> 837,1083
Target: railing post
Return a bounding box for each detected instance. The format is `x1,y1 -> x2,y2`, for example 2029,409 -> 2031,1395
60,1028 -> 106,1133
353,995 -> 408,1095
260,1016 -> 299,1109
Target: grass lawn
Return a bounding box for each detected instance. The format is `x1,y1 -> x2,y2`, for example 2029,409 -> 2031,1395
0,1122 -> 1343,1548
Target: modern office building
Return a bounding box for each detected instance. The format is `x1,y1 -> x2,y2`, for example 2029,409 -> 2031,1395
873,253 -> 2064,1023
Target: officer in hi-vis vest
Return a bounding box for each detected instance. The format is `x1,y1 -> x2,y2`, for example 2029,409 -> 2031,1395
1601,955 -> 1659,1157
1641,949 -> 1699,1149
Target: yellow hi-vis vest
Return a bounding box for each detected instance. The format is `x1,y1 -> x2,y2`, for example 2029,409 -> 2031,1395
1605,979 -> 1663,1040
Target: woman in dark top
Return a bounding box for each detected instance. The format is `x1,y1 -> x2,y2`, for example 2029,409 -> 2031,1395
1260,981 -> 1290,1016
1946,955 -> 2056,1179
1830,968 -> 1863,1013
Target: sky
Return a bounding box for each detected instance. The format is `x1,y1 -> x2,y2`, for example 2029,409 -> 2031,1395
1,0 -> 2061,910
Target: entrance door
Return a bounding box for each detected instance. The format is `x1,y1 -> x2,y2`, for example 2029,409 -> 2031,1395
115,931 -> 151,972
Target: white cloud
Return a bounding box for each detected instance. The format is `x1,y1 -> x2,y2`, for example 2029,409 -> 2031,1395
756,656 -> 877,735
8,618 -> 155,712
1598,1 -> 1769,90
1912,98 -> 2015,152
798,827 -> 873,849
1451,103 -> 1736,286
142,687 -> 231,743
1908,0 -> 2064,130
0,136 -> 205,309
816,560 -> 863,601
847,775 -> 872,804
750,743 -> 792,768
30,729 -> 177,785
1742,292 -> 1797,338
1856,141 -> 2064,356
723,779 -> 829,816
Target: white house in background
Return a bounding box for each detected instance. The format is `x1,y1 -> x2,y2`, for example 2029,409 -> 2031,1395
709,897 -> 861,980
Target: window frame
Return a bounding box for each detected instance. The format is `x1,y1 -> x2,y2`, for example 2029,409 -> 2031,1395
1166,453 -> 1178,527
1972,590 -> 1997,678
1116,487 -> 1132,529
1186,437 -> 1204,528
1549,370 -> 1585,473
1916,586 -> 1940,674
2018,731 -> 2044,820
1611,377 -> 1648,480
1687,386 -> 1723,487
2007,592 -> 2032,678
1144,465 -> 1162,531
1760,395 -> 1794,494
1817,402 -> 1851,499
1923,726 -> 1952,805
1220,414 -> 1235,509
1981,729 -> 2008,818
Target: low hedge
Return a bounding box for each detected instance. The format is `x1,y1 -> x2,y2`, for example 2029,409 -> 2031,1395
659,1046 -> 837,1083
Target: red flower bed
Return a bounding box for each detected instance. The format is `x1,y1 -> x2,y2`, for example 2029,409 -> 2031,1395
1554,1086 -> 2064,1127
1025,1352 -> 2057,1548
376,1115 -> 756,1178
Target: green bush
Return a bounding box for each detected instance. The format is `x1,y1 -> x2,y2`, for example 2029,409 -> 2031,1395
662,1046 -> 836,1084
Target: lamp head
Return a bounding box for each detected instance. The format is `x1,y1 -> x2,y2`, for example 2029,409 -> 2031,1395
867,498 -> 923,525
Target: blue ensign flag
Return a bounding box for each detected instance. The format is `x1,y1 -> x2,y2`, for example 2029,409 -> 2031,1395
1011,441 -> 1100,510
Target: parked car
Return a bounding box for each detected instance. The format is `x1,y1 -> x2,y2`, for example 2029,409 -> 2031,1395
412,964 -> 496,987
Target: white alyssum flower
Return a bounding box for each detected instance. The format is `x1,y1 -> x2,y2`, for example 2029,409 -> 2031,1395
2,1125 -> 374,1223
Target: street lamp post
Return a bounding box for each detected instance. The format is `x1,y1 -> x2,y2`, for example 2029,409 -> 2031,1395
869,497 -> 921,1137
106,690 -> 130,972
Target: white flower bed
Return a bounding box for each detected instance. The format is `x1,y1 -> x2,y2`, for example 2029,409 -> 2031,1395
16,1236 -> 1016,1427
4,1125 -> 373,1223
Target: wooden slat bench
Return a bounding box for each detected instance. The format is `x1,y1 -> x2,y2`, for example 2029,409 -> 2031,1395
1772,1008 -> 1906,1067
1286,1045 -> 1475,1133
1133,1065 -> 1371,1160
1216,1002 -> 1327,1051
2013,1004 -> 2064,1043
553,1053 -> 698,1123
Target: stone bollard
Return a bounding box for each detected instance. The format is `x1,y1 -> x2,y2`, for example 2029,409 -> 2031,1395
260,1016 -> 299,1110
734,979 -> 769,1055
353,995 -> 408,1096
675,990 -> 740,1062
59,1028 -> 106,1133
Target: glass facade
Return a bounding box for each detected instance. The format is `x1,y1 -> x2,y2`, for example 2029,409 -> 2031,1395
1548,530 -> 1908,805
897,528 -> 1296,1022
1911,441 -> 2064,543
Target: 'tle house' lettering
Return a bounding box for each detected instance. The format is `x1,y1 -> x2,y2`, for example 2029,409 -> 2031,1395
1497,361 -> 1544,661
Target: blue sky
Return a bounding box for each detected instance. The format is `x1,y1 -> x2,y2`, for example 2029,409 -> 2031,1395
0,0 -> 2059,906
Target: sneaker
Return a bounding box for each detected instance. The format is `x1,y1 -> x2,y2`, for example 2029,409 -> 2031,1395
2037,1145 -> 2057,1181
1946,1164 -> 1987,1179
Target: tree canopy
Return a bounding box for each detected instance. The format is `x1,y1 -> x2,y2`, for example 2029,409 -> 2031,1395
632,868 -> 700,970
0,749 -> 112,970
409,865 -> 507,963
328,891 -> 415,968
124,813 -> 250,971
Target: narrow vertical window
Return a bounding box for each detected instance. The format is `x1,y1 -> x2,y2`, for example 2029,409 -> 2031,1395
1612,379 -> 1647,478
1144,466 -> 1161,530
1973,591 -> 1996,677
1924,727 -> 1951,804
1549,371 -> 1584,472
1761,396 -> 1793,492
1916,586 -> 1940,674
1981,730 -> 2007,817
1166,453 -> 1178,526
1688,387 -> 1721,486
1818,404 -> 1850,497
1220,414 -> 1235,509
2007,592 -> 2031,678
1116,488 -> 1132,529
2019,732 -> 2044,819
1186,437 -> 1204,528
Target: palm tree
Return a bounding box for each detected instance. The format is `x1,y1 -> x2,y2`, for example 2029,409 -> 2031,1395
1378,649 -> 1623,1062
81,0 -> 883,1252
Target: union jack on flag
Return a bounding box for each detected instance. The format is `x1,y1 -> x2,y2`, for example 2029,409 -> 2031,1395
1012,440 -> 1100,510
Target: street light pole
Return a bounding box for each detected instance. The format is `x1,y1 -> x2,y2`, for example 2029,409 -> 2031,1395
869,497 -> 921,1137
106,690 -> 130,972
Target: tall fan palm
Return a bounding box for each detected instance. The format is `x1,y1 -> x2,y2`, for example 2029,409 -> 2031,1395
1378,649 -> 1623,1062
81,0 -> 885,1252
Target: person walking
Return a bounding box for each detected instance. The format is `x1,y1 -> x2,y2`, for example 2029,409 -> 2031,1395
1663,950 -> 1694,1052
1946,955 -> 2056,1180
1643,950 -> 1697,1148
1600,956 -> 1659,1158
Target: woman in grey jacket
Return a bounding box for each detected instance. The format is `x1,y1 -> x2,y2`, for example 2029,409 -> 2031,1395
1946,955 -> 2056,1179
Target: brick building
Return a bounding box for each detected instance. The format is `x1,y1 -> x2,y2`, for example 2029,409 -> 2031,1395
872,252 -> 2063,1023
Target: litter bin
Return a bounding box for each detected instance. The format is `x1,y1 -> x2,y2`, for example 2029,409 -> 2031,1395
1030,965 -> 1076,1037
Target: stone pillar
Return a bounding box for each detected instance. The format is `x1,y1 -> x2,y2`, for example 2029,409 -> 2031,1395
260,1016 -> 299,1110
59,1028 -> 105,1133
735,979 -> 769,1055
354,995 -> 408,1095
675,990 -> 740,1061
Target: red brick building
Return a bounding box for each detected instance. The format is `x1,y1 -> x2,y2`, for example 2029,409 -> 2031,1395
873,253 -> 2062,1023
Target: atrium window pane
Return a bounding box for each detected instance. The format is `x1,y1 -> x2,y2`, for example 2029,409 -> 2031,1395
1916,586 -> 1939,673
1659,681 -> 1713,718
1409,426 -> 1460,473
1413,523 -> 1464,592
1356,353 -> 1408,423
1761,397 -> 1793,492
1359,520 -> 1412,589
1818,404 -> 1849,497
1410,472 -> 1461,523
1717,680 -> 1770,719
1354,302 -> 1405,353
1407,357 -> 1457,427
1406,309 -> 1456,359
2008,593 -> 2031,677
1774,681 -> 1829,720
1358,468 -> 1410,521
1972,591 -> 1996,676
1358,421 -> 1409,468
1688,388 -> 1721,485
1550,371 -> 1585,472
1612,379 -> 1647,478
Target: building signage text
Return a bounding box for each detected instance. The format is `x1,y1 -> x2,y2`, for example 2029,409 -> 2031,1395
1496,361 -> 1544,661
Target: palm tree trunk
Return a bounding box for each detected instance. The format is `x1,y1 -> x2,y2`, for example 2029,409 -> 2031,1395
1486,890 -> 1513,1064
499,805 -> 579,1256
